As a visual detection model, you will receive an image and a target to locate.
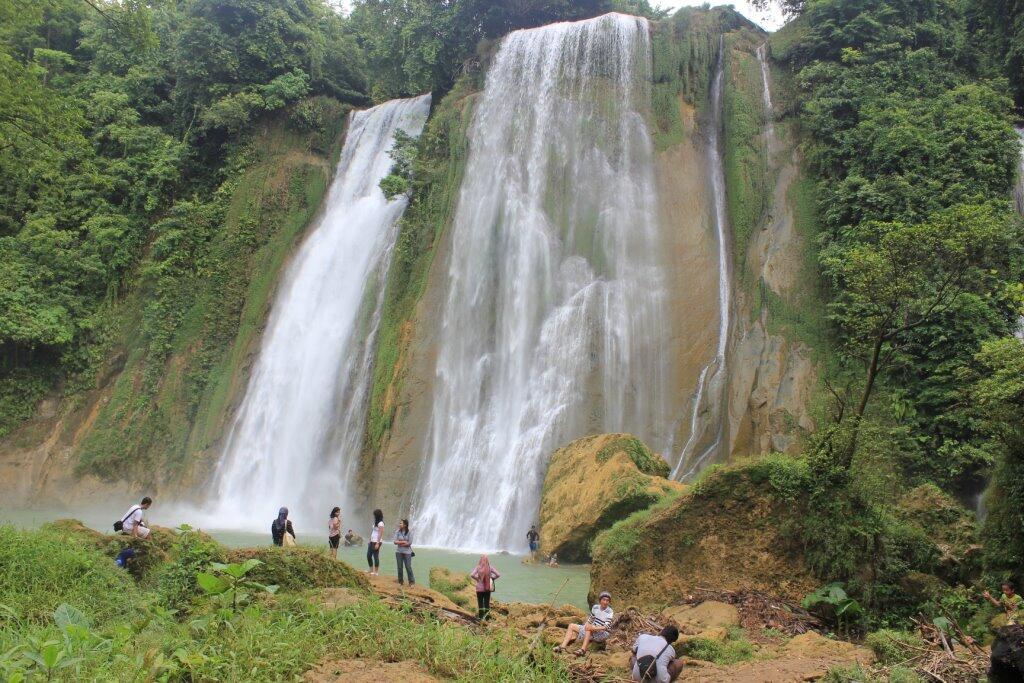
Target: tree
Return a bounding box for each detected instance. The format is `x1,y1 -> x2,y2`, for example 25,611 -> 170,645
964,337 -> 1024,574
822,203 -> 1018,465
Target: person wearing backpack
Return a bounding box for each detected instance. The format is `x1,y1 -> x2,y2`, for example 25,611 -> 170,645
631,625 -> 683,682
114,497 -> 152,539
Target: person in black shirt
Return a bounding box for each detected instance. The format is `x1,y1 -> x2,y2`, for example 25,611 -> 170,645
527,525 -> 540,556
271,507 -> 296,546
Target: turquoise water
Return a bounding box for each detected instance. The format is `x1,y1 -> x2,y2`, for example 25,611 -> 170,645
0,508 -> 591,609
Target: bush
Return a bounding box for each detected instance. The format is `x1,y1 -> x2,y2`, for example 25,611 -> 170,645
0,525 -> 140,627
154,525 -> 226,611
224,547 -> 368,592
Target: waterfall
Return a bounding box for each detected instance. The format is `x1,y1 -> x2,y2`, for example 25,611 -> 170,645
201,94 -> 431,530
757,43 -> 774,146
671,36 -> 733,481
1014,126 -> 1024,216
413,13 -> 669,551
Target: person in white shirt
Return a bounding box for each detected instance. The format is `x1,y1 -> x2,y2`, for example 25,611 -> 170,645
366,508 -> 385,576
119,497 -> 152,539
631,625 -> 684,682
554,591 -> 614,656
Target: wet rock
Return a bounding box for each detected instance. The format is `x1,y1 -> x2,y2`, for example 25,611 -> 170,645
990,625 -> 1024,682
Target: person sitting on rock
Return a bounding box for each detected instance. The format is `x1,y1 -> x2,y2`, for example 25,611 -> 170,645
548,553 -> 559,567
985,581 -> 1023,625
554,591 -> 614,656
631,625 -> 685,682
344,529 -> 356,546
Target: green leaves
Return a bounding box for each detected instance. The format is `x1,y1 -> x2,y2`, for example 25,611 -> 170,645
196,559 -> 277,614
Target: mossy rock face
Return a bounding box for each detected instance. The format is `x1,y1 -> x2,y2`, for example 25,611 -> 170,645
428,566 -> 476,608
589,456 -> 817,608
539,433 -> 683,562
224,547 -> 369,593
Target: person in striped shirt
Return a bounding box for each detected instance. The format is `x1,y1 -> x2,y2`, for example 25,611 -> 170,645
554,591 -> 614,656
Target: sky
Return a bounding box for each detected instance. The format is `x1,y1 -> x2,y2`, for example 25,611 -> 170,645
659,1 -> 787,31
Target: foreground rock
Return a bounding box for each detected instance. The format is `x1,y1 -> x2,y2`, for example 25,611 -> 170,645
991,625 -> 1024,682
589,458 -> 818,607
539,434 -> 684,562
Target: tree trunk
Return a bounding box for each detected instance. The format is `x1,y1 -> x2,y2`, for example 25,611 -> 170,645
842,334 -> 884,468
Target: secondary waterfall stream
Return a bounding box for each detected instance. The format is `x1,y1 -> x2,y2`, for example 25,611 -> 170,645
413,13 -> 670,551
671,36 -> 733,480
202,95 -> 431,529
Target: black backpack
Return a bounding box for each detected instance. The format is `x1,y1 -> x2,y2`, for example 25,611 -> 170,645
113,506 -> 138,532
636,641 -> 672,682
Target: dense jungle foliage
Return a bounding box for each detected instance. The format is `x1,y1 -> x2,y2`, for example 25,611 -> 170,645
764,0 -> 1024,618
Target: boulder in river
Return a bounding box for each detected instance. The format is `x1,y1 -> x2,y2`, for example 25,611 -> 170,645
539,434 -> 683,562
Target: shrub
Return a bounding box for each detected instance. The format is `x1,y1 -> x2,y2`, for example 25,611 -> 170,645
224,547 -> 368,592
154,525 -> 226,611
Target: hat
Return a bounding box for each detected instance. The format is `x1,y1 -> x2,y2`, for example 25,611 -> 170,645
599,591 -> 612,600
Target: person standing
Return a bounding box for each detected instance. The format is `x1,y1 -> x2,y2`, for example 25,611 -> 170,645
271,507 -> 296,546
367,509 -> 384,576
470,555 -> 500,620
328,507 -> 342,559
394,518 -> 414,585
117,497 -> 153,539
984,581 -> 1023,625
527,525 -> 540,556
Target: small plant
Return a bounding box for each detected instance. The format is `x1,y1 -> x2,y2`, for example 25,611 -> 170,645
802,583 -> 864,635
196,559 -> 278,613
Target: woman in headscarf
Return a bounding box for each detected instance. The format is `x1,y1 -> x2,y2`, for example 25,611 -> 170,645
271,507 -> 296,546
470,554 -> 501,620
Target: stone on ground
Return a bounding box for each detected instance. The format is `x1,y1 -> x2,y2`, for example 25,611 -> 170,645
663,601 -> 740,637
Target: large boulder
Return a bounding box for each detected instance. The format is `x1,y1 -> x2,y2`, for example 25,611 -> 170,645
991,625 -> 1024,682
589,456 -> 818,608
539,434 -> 683,562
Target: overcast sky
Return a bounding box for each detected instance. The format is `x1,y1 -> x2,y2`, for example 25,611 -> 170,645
658,1 -> 787,31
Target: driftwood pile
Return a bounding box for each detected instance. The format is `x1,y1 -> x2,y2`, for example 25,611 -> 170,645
688,587 -> 825,636
869,613 -> 988,683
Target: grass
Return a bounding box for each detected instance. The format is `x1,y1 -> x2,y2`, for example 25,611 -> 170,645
680,628 -> 757,664
0,523 -> 573,682
595,436 -> 670,477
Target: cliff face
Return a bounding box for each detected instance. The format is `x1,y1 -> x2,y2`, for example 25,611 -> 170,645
1,8 -> 824,515
0,120 -> 345,506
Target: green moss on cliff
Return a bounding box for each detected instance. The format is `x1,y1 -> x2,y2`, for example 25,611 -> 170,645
364,77 -> 476,459
596,435 -> 670,477
75,118 -> 344,480
722,35 -> 770,273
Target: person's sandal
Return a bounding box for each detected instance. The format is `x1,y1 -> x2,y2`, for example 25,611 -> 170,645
552,646 -> 563,653
574,649 -> 586,657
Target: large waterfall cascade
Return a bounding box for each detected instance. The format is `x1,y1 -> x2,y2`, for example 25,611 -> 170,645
200,95 -> 431,530
671,36 -> 733,480
413,13 -> 674,551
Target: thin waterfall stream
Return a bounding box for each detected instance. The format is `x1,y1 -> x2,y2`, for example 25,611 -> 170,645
671,36 -> 733,481
413,13 -> 671,552
193,95 -> 431,530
